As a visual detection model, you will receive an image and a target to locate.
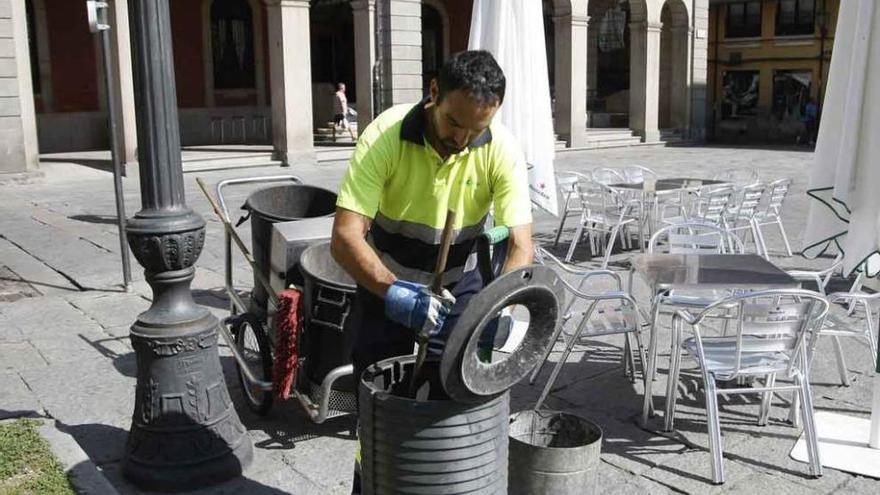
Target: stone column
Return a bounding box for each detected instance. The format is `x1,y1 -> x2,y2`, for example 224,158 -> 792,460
0,0 -> 39,175
586,20 -> 598,122
265,0 -> 314,165
669,26 -> 692,133
352,0 -> 376,132
629,21 -> 661,143
552,8 -> 588,148
109,0 -> 138,166
691,0 -> 709,140
376,0 -> 422,108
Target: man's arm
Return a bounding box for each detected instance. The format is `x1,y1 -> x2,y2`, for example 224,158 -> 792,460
330,207 -> 396,298
501,223 -> 534,274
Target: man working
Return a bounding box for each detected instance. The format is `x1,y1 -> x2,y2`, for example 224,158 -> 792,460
331,50 -> 533,385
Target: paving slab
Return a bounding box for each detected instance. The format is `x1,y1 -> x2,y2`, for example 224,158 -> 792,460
21,358 -> 135,411
722,424 -> 854,493
101,449 -> 324,495
0,309 -> 25,342
0,341 -> 49,372
598,416 -> 691,476
641,449 -> 757,493
723,471 -> 824,495
597,463 -> 672,494
0,371 -> 44,419
835,476 -> 880,494
38,419 -> 122,495
1,296 -> 105,338
63,292 -> 151,330
0,236 -> 81,295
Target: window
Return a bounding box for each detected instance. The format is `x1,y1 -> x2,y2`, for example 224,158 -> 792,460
776,0 -> 815,36
772,70 -> 811,120
725,1 -> 762,39
211,0 -> 255,90
722,71 -> 760,119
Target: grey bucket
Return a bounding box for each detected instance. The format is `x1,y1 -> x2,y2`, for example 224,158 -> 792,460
508,410 -> 603,495
299,242 -> 356,388
242,184 -> 337,317
359,355 -> 509,495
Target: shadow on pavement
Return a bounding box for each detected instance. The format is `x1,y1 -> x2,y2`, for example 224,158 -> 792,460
55,421 -> 290,495
219,354 -> 357,451
68,214 -> 122,225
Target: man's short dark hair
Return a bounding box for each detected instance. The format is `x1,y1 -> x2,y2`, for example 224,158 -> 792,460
436,50 -> 506,105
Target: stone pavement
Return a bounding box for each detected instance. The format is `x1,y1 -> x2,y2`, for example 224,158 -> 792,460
1,145 -> 877,494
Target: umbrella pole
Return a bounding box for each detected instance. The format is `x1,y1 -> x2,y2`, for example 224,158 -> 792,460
870,317 -> 880,448
870,377 -> 880,449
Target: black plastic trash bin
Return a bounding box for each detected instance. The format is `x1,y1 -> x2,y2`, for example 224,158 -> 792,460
299,242 -> 356,389
242,184 -> 336,317
359,355 -> 510,495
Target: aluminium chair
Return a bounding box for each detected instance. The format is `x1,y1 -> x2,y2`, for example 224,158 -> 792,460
753,178 -> 794,257
531,246 -> 647,411
664,289 -> 829,484
564,176 -> 638,267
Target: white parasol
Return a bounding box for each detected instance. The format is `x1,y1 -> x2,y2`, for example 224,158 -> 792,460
793,0 -> 880,477
468,0 -> 559,216
802,1 -> 880,277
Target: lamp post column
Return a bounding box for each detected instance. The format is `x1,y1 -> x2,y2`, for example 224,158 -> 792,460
121,0 -> 253,490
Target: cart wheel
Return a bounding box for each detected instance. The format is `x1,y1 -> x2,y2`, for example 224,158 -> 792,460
232,313 -> 274,415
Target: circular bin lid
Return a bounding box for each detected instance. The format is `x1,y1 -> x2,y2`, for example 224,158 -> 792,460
300,242 -> 356,292
440,264 -> 565,403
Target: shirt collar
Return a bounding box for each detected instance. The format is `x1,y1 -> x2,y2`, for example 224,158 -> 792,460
400,98 -> 494,150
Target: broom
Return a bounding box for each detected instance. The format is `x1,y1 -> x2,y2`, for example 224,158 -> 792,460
196,178 -> 302,400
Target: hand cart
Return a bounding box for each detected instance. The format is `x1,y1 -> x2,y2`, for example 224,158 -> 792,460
198,175 -> 356,424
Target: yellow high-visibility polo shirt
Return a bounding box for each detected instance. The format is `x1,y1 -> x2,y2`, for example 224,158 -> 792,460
336,100 -> 532,286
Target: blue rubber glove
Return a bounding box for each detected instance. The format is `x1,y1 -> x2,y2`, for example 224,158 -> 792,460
385,280 -> 456,339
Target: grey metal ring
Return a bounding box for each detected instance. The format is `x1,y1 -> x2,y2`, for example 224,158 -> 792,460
440,264 -> 565,403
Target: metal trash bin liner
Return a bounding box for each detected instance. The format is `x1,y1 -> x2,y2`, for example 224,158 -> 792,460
508,410 -> 603,495
359,355 -> 509,495
242,184 -> 336,317
299,241 -> 356,389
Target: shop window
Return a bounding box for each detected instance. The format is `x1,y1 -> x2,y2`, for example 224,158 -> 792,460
725,1 -> 762,39
211,0 -> 255,90
772,70 -> 811,120
722,71 -> 760,119
776,0 -> 815,36
25,0 -> 40,95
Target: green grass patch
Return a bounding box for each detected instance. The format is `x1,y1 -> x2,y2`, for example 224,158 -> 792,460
0,419 -> 76,495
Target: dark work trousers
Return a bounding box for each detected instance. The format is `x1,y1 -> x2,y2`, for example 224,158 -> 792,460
348,269 -> 484,495
349,267 -> 485,394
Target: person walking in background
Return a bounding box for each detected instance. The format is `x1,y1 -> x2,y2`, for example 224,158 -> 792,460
803,97 -> 819,146
333,82 -> 356,142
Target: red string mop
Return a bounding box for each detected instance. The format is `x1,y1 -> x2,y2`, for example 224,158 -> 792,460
272,288 -> 303,400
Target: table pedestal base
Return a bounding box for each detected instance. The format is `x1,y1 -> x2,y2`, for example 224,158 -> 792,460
791,411 -> 880,478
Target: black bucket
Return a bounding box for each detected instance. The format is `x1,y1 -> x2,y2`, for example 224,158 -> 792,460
242,184 -> 337,317
508,410 -> 603,495
359,355 -> 509,495
299,242 -> 356,389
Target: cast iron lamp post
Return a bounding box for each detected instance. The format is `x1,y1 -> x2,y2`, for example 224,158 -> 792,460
121,0 -> 252,489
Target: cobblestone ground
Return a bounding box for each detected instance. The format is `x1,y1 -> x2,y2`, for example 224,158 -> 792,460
1,144 -> 877,494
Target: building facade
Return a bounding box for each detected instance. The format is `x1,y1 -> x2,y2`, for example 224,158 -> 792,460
708,0 -> 839,143
2,0 -> 711,175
